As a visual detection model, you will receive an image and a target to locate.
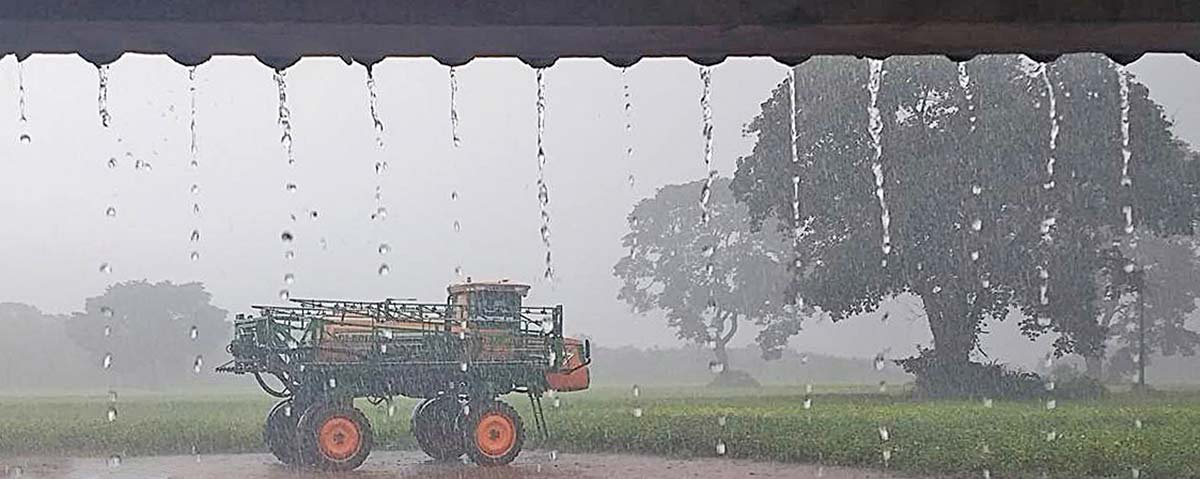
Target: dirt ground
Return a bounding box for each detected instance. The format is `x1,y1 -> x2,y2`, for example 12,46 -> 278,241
1,451 -> 917,479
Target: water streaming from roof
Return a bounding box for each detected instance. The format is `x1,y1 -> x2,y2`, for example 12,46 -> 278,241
449,66 -> 461,148
366,65 -> 390,277
274,69 -> 295,299
1117,65 -> 1134,234
1036,62 -> 1059,306
787,66 -> 804,258
188,66 -> 201,262
866,59 -> 891,267
16,57 -> 30,143
535,67 -> 554,280
622,67 -> 634,189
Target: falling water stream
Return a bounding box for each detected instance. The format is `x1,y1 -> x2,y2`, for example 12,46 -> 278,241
274,70 -> 295,300
536,68 -> 554,279
623,67 -> 634,189
1036,62 -> 1059,308
1117,66 -> 1133,234
448,66 -> 464,279
188,66 -> 202,263
366,65 -> 391,277
959,60 -> 992,478
16,58 -> 30,143
866,59 -> 891,267
96,62 -> 121,468
788,67 -> 802,252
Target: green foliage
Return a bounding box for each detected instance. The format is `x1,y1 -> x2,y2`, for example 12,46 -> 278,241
897,347 -> 1045,399
3,390 -> 1198,478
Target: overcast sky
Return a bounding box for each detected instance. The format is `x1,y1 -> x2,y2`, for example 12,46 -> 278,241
1,53 -> 1196,365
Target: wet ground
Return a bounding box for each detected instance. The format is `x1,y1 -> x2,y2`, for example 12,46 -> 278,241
2,451 -> 915,479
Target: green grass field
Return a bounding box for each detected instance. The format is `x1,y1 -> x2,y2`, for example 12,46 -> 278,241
1,386 -> 1198,478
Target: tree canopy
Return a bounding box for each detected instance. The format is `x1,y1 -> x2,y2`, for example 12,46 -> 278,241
731,54 -> 1199,378
613,177 -> 801,372
68,280 -> 229,387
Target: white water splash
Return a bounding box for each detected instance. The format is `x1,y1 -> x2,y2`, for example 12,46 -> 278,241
1117,65 -> 1134,234
535,68 -> 554,280
866,59 -> 892,266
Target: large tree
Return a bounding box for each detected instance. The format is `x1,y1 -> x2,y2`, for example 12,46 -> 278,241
613,177 -> 800,381
68,280 -> 229,387
731,54 -> 1198,387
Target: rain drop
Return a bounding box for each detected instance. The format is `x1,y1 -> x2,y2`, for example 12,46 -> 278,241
279,289 -> 290,301
632,407 -> 643,418
327,378 -> 337,389
378,243 -> 391,255
190,251 -> 200,261
107,455 -> 121,468
107,157 -> 118,169
284,250 -> 295,261
874,353 -> 886,371
189,325 -> 198,340
281,231 -> 294,243
193,355 -> 203,373
632,385 -> 640,398
283,273 -> 294,284
715,441 -> 726,456
18,133 -> 31,144
107,405 -> 118,422
709,361 -> 725,374
878,425 -> 890,442
1045,400 -> 1057,410
99,263 -> 112,274
101,306 -> 114,318
105,206 -> 117,218
553,397 -> 561,408
378,263 -> 390,276
102,352 -> 113,369
285,183 -> 297,193
190,229 -> 201,242
983,398 -> 994,408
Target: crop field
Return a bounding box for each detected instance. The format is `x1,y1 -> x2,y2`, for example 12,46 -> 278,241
1,387 -> 1198,478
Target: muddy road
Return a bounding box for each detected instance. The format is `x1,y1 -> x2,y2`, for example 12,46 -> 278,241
3,451 -> 917,479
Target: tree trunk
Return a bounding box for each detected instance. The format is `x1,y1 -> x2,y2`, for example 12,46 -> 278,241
921,288 -> 976,366
1084,354 -> 1104,380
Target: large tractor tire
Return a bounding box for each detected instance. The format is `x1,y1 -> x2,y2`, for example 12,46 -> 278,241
411,395 -> 466,461
297,403 -> 374,471
462,400 -> 525,466
263,400 -> 300,465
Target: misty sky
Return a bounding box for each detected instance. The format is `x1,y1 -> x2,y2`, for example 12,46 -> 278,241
1,53 -> 1197,366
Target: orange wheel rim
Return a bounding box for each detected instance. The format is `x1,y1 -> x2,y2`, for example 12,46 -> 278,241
317,416 -> 361,461
474,412 -> 516,458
